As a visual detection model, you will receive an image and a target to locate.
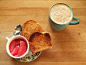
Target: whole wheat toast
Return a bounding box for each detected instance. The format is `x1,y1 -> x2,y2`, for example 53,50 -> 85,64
29,32 -> 52,54
20,20 -> 44,40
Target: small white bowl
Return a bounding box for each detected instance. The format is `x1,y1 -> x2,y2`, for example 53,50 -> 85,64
6,35 -> 29,59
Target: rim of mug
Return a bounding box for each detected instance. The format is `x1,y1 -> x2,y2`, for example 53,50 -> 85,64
6,35 -> 29,59
49,3 -> 73,25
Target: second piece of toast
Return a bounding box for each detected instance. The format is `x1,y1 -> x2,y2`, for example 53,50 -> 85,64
29,32 -> 52,54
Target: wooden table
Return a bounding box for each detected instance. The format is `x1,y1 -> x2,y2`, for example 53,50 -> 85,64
0,0 -> 86,65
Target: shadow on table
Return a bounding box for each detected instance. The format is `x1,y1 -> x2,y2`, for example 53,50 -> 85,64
46,18 -> 83,62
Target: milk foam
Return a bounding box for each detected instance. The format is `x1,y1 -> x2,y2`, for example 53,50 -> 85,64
50,4 -> 72,24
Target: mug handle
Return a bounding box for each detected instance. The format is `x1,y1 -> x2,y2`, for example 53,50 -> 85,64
69,17 -> 80,25
6,37 -> 10,41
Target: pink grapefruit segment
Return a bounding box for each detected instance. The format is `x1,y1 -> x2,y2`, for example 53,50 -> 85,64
9,40 -> 16,52
18,41 -> 27,56
11,45 -> 19,56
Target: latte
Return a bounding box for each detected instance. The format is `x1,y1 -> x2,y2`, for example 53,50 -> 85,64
50,4 -> 72,24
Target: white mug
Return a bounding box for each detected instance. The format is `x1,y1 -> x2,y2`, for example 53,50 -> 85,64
6,35 -> 29,59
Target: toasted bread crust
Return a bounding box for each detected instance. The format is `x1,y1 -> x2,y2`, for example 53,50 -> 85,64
29,32 -> 52,54
20,20 -> 44,40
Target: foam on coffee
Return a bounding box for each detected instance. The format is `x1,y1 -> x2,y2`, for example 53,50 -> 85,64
50,4 -> 72,24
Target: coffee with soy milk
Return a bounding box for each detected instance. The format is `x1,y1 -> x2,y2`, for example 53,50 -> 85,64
49,3 -> 80,31
50,4 -> 72,24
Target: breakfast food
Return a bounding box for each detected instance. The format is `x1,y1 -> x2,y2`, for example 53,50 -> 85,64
9,39 -> 27,57
20,20 -> 44,40
20,20 -> 52,54
29,32 -> 52,54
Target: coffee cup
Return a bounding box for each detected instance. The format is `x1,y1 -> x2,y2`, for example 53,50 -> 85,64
6,35 -> 29,59
49,3 -> 80,31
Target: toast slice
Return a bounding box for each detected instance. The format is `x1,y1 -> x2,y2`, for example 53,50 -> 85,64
20,20 -> 44,40
29,32 -> 52,54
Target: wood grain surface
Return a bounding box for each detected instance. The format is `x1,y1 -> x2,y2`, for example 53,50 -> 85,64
0,0 -> 86,65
